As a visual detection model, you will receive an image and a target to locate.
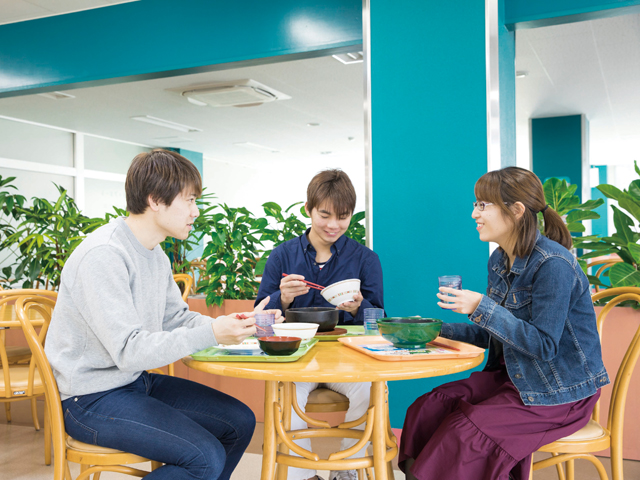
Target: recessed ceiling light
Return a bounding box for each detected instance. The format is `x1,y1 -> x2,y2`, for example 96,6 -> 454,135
332,52 -> 364,64
307,123 -> 320,127
233,142 -> 280,153
38,91 -> 75,100
516,71 -> 528,78
131,115 -> 202,133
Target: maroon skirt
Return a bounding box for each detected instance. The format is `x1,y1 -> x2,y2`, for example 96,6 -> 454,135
399,364 -> 599,480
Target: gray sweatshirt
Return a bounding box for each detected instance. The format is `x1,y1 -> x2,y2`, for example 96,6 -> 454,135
45,217 -> 219,400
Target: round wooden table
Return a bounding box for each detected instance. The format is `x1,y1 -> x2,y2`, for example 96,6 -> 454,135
183,341 -> 484,480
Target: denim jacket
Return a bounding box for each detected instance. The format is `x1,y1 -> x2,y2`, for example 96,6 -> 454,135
440,232 -> 609,406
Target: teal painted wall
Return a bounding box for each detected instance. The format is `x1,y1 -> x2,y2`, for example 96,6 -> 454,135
531,115 -> 586,201
505,0 -> 640,28
0,0 -> 362,97
370,1 -> 489,428
499,0 -> 517,167
591,165 -> 608,237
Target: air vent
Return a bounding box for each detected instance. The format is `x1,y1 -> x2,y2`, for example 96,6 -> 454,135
38,91 -> 76,100
175,79 -> 291,108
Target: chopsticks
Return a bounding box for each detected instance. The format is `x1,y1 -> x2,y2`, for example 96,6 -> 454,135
282,273 -> 325,291
428,341 -> 461,352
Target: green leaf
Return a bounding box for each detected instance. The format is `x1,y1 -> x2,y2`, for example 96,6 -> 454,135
628,242 -> 640,264
597,184 -> 623,201
586,274 -> 608,287
635,160 -> 640,177
609,263 -> 640,287
576,198 -> 604,210
578,249 -> 618,260
619,193 -> 640,224
566,210 -> 600,223
255,256 -> 268,276
629,180 -> 640,200
612,206 -> 635,244
566,222 -> 585,233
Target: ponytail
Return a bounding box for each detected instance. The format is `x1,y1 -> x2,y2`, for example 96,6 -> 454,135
541,207 -> 572,251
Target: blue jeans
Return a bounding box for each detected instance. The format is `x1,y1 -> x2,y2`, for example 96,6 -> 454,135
61,372 -> 256,480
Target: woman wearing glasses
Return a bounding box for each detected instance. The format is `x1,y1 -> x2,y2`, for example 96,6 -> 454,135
398,167 -> 609,480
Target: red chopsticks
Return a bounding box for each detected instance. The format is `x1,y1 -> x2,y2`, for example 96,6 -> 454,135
428,341 -> 461,352
282,273 -> 325,291
237,313 -> 269,333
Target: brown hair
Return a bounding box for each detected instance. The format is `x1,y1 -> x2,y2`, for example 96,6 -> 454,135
306,169 -> 356,217
474,167 -> 572,257
125,149 -> 202,214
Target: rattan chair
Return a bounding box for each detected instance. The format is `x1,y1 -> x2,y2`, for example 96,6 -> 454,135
0,288 -> 57,460
587,258 -> 623,292
530,287 -> 640,480
0,285 -> 31,364
15,294 -> 160,480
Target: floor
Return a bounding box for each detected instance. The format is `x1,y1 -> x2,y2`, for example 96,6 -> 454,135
2,399 -> 639,480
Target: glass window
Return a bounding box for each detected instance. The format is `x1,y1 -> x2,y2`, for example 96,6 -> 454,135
83,178 -> 127,219
84,136 -> 150,174
0,119 -> 73,166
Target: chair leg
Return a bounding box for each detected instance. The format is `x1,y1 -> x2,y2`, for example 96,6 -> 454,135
93,472 -> 102,480
566,459 -> 575,480
4,402 -> 10,423
31,397 -> 41,431
168,363 -> 175,376
44,401 -> 51,465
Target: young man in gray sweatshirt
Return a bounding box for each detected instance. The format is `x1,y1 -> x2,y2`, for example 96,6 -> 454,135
45,149 -> 277,480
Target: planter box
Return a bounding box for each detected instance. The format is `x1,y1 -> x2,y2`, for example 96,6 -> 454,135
595,305 -> 640,460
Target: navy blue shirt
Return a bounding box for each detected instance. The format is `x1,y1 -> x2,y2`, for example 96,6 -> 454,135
255,229 -> 384,325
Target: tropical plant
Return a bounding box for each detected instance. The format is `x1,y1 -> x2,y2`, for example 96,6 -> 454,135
255,201 -> 308,275
0,176 -> 27,287
574,161 -> 640,292
541,177 -> 603,234
197,204 -> 267,307
1,184 -> 105,290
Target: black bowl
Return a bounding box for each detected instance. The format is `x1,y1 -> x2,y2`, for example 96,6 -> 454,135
258,336 -> 302,356
285,307 -> 339,332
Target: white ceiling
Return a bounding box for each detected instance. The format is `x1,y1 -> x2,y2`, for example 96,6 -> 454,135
0,56 -> 366,168
1,7 -> 639,171
516,13 -> 640,167
0,0 -> 138,25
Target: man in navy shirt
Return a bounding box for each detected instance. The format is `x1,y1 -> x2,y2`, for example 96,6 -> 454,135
256,169 -> 384,480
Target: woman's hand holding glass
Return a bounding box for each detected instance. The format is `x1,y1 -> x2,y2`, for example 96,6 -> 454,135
437,287 -> 483,315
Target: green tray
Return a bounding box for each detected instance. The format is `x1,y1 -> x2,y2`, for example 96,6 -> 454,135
191,338 -> 319,362
316,325 -> 365,341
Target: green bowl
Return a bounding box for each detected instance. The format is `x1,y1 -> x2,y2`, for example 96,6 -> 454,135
376,317 -> 443,349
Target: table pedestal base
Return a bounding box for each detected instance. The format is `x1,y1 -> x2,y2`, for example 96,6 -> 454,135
261,380 -> 398,480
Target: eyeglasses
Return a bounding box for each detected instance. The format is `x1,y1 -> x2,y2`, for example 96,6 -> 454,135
473,201 -> 508,211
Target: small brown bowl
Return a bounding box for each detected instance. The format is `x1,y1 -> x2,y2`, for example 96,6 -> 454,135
258,336 -> 302,356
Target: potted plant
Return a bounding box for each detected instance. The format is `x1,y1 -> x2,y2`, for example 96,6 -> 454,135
541,177 -> 604,235
1,184 -> 105,290
574,161 -> 640,292
195,204 -> 267,311
0,176 -> 27,288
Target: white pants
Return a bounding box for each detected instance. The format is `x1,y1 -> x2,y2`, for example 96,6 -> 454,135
287,381 -> 371,480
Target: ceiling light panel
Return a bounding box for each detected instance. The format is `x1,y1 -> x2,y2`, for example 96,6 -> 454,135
131,115 -> 202,133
